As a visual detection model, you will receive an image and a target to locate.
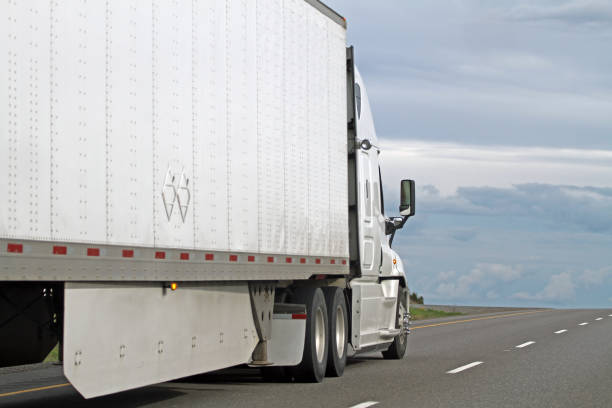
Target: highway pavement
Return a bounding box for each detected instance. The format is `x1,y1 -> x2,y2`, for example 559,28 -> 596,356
1,308 -> 612,407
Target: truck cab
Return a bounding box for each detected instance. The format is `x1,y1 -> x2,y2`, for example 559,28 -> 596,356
347,50 -> 415,354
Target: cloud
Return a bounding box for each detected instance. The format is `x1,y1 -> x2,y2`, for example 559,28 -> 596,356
486,291 -> 500,300
379,140 -> 612,198
434,263 -> 523,301
579,267 -> 612,287
328,0 -> 612,151
508,0 -> 612,26
449,228 -> 479,242
437,271 -> 456,281
416,183 -> 612,233
513,272 -> 576,302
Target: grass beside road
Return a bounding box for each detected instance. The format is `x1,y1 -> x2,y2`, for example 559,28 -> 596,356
410,307 -> 463,320
43,344 -> 59,363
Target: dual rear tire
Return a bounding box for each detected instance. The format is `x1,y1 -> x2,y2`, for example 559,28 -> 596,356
322,287 -> 348,377
289,287 -> 348,382
263,285 -> 406,381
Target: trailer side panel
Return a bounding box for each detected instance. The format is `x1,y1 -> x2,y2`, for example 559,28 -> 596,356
1,0 -> 349,282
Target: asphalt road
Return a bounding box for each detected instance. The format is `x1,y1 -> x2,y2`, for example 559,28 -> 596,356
1,308 -> 612,407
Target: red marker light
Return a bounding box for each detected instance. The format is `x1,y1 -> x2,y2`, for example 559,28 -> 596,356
7,243 -> 23,253
53,246 -> 67,255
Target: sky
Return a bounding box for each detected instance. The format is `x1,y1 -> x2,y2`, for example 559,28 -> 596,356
325,0 -> 612,308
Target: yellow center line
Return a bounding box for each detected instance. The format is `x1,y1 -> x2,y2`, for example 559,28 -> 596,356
411,309 -> 552,329
0,382 -> 70,398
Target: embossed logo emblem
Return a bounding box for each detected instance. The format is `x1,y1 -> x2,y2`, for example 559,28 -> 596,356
161,167 -> 191,223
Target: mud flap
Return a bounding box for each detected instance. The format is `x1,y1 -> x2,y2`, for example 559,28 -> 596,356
63,282 -> 258,398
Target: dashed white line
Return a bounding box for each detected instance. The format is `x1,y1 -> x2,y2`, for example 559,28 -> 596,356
579,322 -> 588,326
516,341 -> 535,348
554,329 -> 567,334
595,318 -> 603,321
447,361 -> 483,374
349,402 -> 378,408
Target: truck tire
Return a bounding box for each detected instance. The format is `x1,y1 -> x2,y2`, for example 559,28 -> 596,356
322,287 -> 347,377
382,287 -> 408,360
289,287 -> 328,382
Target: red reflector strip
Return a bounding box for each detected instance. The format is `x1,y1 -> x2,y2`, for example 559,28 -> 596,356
180,252 -> 189,260
7,243 -> 23,253
315,274 -> 326,280
155,251 -> 165,259
286,257 -> 292,263
122,249 -> 134,258
248,255 -> 255,262
87,248 -> 100,257
300,258 -> 306,264
229,254 -> 238,262
267,256 -> 274,263
342,259 -> 347,265
292,313 -> 307,320
205,253 -> 214,261
315,259 -> 321,264
53,246 -> 67,255
330,259 -> 336,265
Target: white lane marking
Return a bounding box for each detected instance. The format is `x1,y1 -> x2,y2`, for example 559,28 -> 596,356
349,402 -> 378,408
516,341 -> 535,348
579,322 -> 588,326
447,361 -> 483,374
554,329 -> 567,334
595,318 -> 603,321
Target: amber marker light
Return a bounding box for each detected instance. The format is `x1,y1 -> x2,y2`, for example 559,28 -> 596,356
393,258 -> 397,265
170,282 -> 178,291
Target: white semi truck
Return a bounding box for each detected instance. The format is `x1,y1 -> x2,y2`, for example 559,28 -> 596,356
0,0 -> 415,398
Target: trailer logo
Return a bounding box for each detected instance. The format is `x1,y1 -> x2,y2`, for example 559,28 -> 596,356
161,167 -> 191,223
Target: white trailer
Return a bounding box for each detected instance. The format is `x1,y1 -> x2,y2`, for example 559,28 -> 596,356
0,0 -> 415,398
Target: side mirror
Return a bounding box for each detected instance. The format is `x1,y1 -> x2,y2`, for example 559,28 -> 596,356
399,179 -> 415,217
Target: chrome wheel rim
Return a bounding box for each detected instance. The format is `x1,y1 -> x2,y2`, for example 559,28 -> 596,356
315,307 -> 326,363
398,302 -> 407,345
335,305 -> 346,357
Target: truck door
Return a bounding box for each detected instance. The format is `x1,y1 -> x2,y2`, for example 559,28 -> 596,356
357,147 -> 381,276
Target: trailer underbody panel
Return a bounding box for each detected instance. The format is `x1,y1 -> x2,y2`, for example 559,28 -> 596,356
63,282 -> 261,398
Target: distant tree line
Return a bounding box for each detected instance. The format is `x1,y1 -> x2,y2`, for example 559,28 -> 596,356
410,291 -> 424,305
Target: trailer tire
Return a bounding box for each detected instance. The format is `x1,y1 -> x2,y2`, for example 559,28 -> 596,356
382,287 -> 408,360
289,287 -> 328,382
322,287 -> 347,377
